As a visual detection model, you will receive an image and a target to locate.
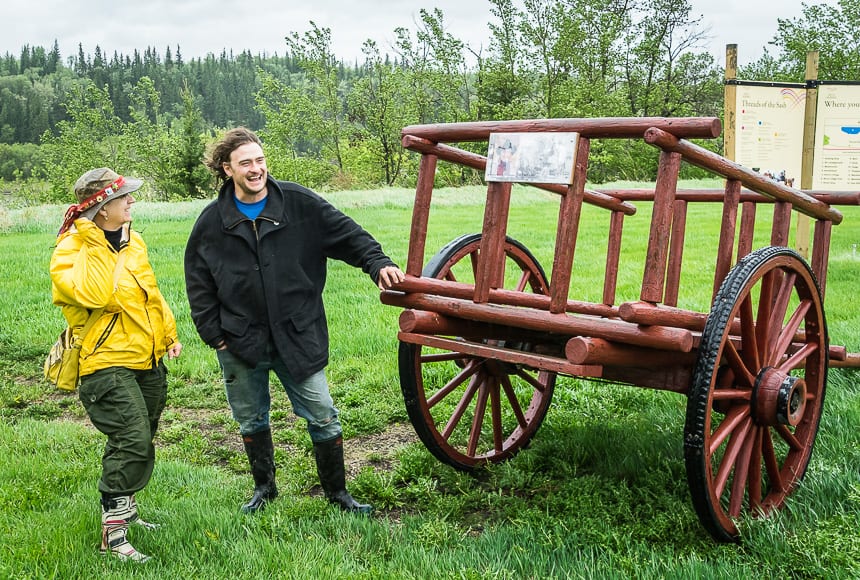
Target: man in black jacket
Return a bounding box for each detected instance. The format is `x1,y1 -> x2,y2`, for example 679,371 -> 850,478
184,127 -> 404,514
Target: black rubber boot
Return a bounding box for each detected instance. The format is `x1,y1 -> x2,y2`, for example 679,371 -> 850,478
313,436 -> 373,515
240,428 -> 278,513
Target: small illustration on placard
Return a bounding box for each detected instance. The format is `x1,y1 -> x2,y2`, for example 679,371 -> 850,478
485,132 -> 579,184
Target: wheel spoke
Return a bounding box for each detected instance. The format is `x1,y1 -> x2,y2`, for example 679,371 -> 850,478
765,271 -> 796,362
714,416 -> 752,498
490,379 -> 504,452
441,374 -> 481,439
778,341 -> 818,373
513,367 -> 547,393
469,250 -> 479,275
712,388 -> 752,402
748,427 -> 764,513
770,299 -> 811,367
514,270 -> 531,292
754,270 -> 775,356
722,341 -> 755,389
426,359 -> 483,408
500,374 -> 528,428
709,405 -> 750,456
729,423 -> 758,517
739,294 -> 760,372
762,428 -> 784,493
466,378 -> 492,456
775,424 -> 803,452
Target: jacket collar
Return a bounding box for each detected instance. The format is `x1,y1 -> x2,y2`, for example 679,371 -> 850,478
217,176 -> 287,229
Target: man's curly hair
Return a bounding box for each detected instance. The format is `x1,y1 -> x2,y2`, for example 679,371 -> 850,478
204,127 -> 263,183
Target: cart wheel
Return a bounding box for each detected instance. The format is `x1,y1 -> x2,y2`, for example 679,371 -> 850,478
685,246 -> 827,541
399,233 -> 556,471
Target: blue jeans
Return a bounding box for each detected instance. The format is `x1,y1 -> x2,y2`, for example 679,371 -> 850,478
215,347 -> 342,442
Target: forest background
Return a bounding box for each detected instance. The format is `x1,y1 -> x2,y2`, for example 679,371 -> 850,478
0,0 -> 858,205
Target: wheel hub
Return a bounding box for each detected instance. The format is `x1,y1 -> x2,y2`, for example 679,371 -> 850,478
753,367 -> 807,426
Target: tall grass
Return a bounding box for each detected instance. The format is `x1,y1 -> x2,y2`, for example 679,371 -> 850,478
1,184 -> 858,578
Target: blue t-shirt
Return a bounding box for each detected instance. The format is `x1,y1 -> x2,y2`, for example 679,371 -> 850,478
235,196 -> 267,220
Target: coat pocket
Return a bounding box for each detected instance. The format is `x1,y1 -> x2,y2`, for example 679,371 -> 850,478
220,309 -> 250,337
289,298 -> 324,332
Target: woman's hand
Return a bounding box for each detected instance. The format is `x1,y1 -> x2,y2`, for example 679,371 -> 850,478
167,341 -> 183,359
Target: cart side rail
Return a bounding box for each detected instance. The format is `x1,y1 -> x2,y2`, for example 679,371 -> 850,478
398,116 -> 847,324
401,116 -> 722,142
643,127 -> 844,223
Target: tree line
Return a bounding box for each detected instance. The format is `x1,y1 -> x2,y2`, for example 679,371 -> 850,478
0,0 -> 856,203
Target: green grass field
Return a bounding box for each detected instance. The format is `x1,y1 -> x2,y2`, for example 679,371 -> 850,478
1,184 -> 858,578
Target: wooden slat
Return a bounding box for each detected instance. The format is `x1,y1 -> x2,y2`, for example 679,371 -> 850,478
771,201 -> 792,246
641,150 -> 681,303
549,137 -> 588,313
811,219 -> 832,299
475,181 -> 512,302
398,332 -> 603,378
407,154 -> 437,276
664,200 -> 687,307
713,179 -> 740,298
737,201 -> 757,261
603,211 -> 624,306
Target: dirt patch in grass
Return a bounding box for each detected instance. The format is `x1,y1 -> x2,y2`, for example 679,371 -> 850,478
45,390 -> 419,476
344,421 -> 418,476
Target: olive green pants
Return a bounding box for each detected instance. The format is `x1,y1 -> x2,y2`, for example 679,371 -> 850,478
79,362 -> 167,495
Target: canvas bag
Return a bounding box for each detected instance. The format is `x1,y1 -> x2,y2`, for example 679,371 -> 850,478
43,312 -> 102,391
44,251 -> 126,391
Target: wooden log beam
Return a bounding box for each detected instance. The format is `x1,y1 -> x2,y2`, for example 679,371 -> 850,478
389,274 -> 619,317
399,309 -> 565,347
565,337 -> 697,367
618,301 -> 708,330
402,117 -> 722,142
831,352 -> 860,368
643,127 -> 844,223
594,189 -> 860,206
381,291 -> 694,352
401,135 -> 636,215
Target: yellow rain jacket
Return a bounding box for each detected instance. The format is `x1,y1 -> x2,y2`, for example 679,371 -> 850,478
49,219 -> 178,376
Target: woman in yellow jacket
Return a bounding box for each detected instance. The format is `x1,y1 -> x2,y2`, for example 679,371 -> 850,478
50,168 -> 182,563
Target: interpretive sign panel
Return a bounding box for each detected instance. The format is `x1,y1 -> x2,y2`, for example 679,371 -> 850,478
485,132 -> 579,184
812,83 -> 860,190
734,83 -> 806,186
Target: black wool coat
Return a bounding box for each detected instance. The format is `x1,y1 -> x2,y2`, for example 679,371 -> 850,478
184,176 -> 396,382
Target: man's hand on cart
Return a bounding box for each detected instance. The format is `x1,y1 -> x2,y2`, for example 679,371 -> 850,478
378,266 -> 406,290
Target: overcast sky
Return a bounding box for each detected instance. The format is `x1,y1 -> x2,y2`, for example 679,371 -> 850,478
1,0 -> 841,67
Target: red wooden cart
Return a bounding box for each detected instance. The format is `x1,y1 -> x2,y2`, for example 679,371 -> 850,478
380,117 -> 860,542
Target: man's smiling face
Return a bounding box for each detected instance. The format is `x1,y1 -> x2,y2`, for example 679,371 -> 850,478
224,141 -> 268,202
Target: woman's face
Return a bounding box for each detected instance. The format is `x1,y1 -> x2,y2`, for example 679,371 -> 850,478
97,193 -> 135,230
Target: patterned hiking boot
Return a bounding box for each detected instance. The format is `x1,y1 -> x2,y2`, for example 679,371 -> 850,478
129,494 -> 160,530
100,495 -> 151,563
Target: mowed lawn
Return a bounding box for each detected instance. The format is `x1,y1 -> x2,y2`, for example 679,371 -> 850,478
1,185 -> 858,578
